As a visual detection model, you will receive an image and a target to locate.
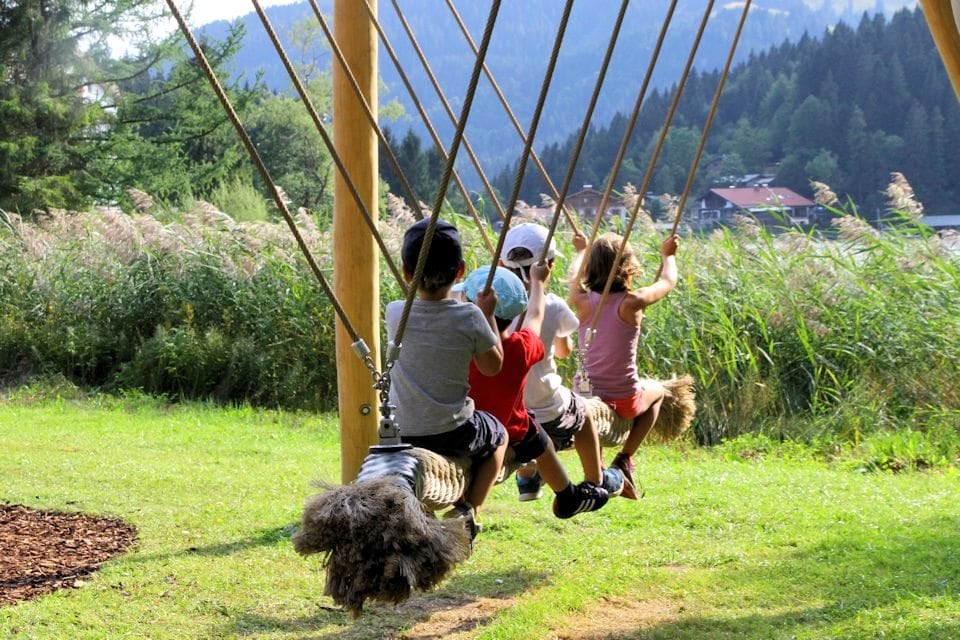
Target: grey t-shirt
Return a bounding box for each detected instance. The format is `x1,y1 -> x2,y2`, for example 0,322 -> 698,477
385,297 -> 498,437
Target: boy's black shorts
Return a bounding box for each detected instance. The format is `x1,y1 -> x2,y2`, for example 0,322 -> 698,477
537,393 -> 587,452
401,410 -> 506,463
509,416 -> 552,464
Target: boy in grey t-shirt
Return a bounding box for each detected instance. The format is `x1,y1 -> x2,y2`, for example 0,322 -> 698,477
385,218 -> 507,533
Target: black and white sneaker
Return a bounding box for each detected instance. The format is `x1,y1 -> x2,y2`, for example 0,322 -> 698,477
552,482 -> 609,519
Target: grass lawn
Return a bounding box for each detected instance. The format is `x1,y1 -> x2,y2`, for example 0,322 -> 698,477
1,394 -> 958,639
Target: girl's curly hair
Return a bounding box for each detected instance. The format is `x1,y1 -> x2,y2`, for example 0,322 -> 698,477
581,232 -> 641,293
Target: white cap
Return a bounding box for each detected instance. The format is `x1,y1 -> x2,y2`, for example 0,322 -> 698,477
502,223 -> 557,269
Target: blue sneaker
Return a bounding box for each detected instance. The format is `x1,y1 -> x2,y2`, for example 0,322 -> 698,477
516,470 -> 543,502
601,467 -> 625,498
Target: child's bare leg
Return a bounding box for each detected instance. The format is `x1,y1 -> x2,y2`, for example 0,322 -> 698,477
609,381 -> 666,500
534,439 -> 572,493
572,412 -> 603,485
465,439 -> 508,509
621,381 -> 666,456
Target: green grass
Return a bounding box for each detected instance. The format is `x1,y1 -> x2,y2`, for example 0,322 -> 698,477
2,394 -> 959,639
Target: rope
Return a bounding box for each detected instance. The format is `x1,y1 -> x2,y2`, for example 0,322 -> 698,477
444,0 -> 583,232
305,0 -> 422,222
164,0 -> 367,346
583,0 -> 716,342
537,0 -> 631,265
389,0 -> 502,354
360,0 -> 495,256
484,0 -> 576,290
580,0 -> 680,255
389,0 -> 508,224
251,0 -> 406,293
668,0 -> 753,238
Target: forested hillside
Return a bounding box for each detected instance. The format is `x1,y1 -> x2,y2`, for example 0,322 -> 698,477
209,0 -> 920,181
499,7 -> 960,216
3,2 -> 954,219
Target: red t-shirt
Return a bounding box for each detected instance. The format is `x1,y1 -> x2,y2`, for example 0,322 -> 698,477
468,327 -> 545,443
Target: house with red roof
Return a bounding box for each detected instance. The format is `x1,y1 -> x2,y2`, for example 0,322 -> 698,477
695,187 -> 816,230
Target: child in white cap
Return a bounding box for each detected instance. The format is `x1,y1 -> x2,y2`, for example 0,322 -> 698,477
460,263 -> 609,518
502,224 -> 632,499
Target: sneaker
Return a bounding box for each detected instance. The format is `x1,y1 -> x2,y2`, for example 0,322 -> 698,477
601,467 -> 625,498
552,482 -> 609,519
610,452 -> 640,500
516,470 -> 543,502
443,502 -> 481,541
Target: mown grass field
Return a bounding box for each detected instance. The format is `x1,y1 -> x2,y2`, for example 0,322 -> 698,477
2,393 -> 958,639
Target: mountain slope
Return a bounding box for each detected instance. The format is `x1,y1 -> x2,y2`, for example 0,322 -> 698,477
202,0 -> 920,177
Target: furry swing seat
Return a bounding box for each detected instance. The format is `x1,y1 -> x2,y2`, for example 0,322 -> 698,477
291,446 -> 474,617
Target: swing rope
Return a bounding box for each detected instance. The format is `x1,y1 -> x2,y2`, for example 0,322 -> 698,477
537,0 -> 632,264
483,0 -> 576,290
303,0 -> 423,222
164,0 -> 371,351
360,0 -> 496,256
576,0 -> 752,391
581,0 -> 716,344
250,0 -> 407,292
580,0 -> 680,254
387,0 -> 508,223
444,0 -> 591,233
655,0 -> 753,275
388,0 -> 503,356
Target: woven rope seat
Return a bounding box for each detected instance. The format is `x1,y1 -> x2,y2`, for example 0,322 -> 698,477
402,374 -> 696,511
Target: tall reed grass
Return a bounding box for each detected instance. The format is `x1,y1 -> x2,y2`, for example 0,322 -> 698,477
0,201 -> 342,409
2,182 -> 958,441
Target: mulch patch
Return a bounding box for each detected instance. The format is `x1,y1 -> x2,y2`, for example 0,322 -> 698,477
0,504 -> 137,606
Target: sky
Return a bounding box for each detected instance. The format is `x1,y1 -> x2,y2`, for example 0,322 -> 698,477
184,0 -> 302,26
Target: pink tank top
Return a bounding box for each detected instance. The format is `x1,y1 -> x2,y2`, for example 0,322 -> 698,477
575,291 -> 641,398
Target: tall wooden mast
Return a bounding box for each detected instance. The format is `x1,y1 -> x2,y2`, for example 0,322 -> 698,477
921,0 -> 960,101
333,0 -> 379,482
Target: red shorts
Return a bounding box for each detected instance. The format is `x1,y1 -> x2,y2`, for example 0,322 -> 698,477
604,390 -> 644,420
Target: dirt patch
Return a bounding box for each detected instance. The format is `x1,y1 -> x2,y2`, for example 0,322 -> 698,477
399,594 -> 518,639
0,504 -> 137,606
548,596 -> 680,639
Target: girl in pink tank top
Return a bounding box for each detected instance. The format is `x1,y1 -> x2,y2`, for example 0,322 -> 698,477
569,230 -> 679,499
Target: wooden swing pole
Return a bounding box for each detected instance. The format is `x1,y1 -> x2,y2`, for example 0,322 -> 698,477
921,0 -> 960,101
333,0 -> 380,482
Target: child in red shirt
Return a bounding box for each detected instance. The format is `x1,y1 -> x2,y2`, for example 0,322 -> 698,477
461,264 -> 609,519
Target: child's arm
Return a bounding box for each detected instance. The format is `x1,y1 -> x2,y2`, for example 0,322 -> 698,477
566,230 -> 590,320
472,287 -> 504,376
553,335 -> 573,359
522,262 -> 551,336
630,234 -> 679,310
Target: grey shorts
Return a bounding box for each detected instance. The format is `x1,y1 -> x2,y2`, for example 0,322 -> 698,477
400,410 -> 506,463
537,394 -> 587,452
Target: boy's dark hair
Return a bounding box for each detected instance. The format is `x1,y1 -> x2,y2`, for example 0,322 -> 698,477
505,246 -> 534,283
401,218 -> 464,292
494,316 -> 513,332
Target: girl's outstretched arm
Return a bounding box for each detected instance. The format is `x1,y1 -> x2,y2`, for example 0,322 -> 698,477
631,234 -> 679,309
567,230 -> 590,318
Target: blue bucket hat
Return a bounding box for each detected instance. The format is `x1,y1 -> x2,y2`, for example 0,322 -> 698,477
456,265 -> 528,319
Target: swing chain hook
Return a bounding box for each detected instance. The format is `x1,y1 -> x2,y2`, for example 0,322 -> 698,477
352,339 -> 403,444
575,328 -> 595,396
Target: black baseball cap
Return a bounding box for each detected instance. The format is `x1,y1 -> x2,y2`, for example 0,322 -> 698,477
401,218 -> 463,277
